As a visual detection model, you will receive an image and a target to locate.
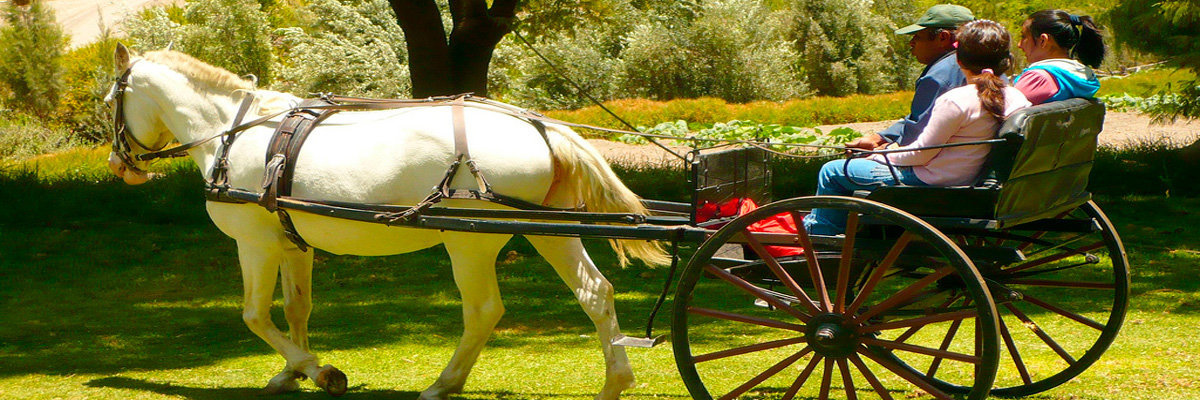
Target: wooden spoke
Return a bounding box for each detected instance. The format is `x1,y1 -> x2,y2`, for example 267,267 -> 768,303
693,336 -> 807,363
703,265 -> 812,322
998,315 -> 1034,385
1022,293 -> 1106,331
781,354 -> 824,400
838,359 -> 858,400
849,354 -> 894,400
861,337 -> 980,364
859,309 -> 977,333
854,267 -> 955,323
1006,279 -> 1115,290
687,307 -> 806,332
1021,232 -> 1092,258
925,317 -> 965,378
1009,260 -> 1099,280
859,347 -> 957,400
793,212 -> 832,312
718,347 -> 813,400
819,357 -> 834,400
1003,303 -> 1078,365
893,296 -> 964,343
743,230 -> 822,316
847,232 -> 914,315
1005,242 -> 1105,275
836,212 -> 860,313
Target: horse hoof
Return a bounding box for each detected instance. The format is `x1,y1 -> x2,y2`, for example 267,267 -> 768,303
262,379 -> 301,395
314,364 -> 348,397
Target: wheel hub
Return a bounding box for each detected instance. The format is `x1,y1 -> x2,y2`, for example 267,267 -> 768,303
806,313 -> 859,358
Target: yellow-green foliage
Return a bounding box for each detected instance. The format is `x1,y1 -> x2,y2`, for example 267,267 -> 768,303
56,38 -> 119,142
543,93 -> 911,136
1098,67 -> 1197,97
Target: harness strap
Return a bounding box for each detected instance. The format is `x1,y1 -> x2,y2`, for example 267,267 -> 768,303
136,95 -> 260,162
259,98 -> 339,250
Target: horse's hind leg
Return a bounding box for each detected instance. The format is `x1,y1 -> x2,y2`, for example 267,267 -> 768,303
265,247 -> 316,393
526,236 -> 635,400
237,242 -> 345,396
420,232 -> 511,400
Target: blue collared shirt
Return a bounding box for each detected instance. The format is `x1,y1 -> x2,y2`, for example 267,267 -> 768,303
879,51 -> 967,145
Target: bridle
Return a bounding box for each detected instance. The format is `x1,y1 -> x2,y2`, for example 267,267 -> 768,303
110,60 -> 263,175
110,60 -> 164,175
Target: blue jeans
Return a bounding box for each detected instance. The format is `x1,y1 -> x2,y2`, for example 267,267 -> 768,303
802,159 -> 926,235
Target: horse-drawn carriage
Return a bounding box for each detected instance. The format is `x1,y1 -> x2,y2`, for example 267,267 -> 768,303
108,45 -> 1126,400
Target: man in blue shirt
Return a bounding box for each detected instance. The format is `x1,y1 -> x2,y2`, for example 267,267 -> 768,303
847,4 -> 975,149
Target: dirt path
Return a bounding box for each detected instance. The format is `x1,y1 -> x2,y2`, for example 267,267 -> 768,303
46,0 -> 181,48
813,111 -> 1200,148
590,111 -> 1199,165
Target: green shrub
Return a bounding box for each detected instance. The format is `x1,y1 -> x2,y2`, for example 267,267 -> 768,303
272,0 -> 410,98
620,0 -> 808,102
124,0 -> 274,85
56,38 -> 119,143
491,26 -> 625,110
0,0 -> 67,118
787,0 -> 914,96
0,111 -> 85,162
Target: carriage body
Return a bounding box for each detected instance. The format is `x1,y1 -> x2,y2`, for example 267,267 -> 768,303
670,98 -> 1129,400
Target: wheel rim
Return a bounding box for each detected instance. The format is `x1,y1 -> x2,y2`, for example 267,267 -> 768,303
922,201 -> 1130,396
672,196 -> 1000,400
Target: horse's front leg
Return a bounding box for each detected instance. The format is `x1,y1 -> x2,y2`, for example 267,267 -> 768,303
527,236 -> 635,400
264,247 -> 320,394
419,232 -> 511,400
238,242 -> 346,396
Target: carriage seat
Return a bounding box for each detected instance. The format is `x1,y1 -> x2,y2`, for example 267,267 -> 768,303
860,98 -> 1106,228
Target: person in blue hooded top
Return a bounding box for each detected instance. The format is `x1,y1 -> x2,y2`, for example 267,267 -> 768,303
1014,10 -> 1105,104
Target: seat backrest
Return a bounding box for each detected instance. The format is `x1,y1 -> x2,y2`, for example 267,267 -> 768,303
990,98 -> 1105,227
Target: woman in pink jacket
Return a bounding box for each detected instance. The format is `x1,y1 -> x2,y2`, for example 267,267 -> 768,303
805,20 -> 1032,235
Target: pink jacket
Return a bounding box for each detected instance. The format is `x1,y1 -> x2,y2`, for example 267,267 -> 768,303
871,85 -> 1031,186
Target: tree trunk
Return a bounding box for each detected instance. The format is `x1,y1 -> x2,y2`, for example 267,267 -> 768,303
389,0 -> 516,98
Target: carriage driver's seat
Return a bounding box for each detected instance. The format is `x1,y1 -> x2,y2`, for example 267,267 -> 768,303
861,98 -> 1106,229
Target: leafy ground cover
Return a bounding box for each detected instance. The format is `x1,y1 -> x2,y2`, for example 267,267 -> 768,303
1,151 -> 1198,400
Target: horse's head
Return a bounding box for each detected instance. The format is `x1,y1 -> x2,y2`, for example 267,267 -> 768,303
106,43 -> 171,185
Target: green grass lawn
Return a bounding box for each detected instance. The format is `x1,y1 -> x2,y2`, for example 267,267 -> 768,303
1,151 -> 1198,399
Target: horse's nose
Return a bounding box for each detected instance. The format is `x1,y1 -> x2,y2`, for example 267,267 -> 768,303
107,152 -> 126,177
108,152 -> 150,185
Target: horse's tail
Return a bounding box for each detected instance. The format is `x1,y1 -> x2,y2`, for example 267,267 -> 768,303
544,124 -> 671,267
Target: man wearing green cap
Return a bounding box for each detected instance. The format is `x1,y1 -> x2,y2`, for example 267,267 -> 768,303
847,4 -> 975,149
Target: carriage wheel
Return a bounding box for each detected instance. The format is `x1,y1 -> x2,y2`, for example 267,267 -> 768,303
672,196 -> 1000,400
920,200 -> 1130,396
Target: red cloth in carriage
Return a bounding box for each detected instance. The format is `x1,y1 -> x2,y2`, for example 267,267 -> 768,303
694,198 -> 803,257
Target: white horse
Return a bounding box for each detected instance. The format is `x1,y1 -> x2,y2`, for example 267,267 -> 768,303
105,44 -> 667,399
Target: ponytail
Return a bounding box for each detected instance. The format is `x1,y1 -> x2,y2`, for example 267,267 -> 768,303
1028,10 -> 1106,68
973,71 -> 1007,120
1073,15 -> 1106,68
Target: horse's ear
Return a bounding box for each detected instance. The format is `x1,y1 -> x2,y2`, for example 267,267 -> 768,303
115,42 -> 131,71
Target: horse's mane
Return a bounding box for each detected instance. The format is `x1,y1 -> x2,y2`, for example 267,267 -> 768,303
141,50 -> 298,116
142,50 -> 255,93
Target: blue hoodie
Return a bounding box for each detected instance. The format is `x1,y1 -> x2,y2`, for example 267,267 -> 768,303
1014,59 -> 1101,103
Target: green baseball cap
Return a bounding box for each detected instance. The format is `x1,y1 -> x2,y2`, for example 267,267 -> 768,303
895,4 -> 974,34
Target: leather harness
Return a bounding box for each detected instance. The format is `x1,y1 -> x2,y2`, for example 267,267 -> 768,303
205,94 -> 560,250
